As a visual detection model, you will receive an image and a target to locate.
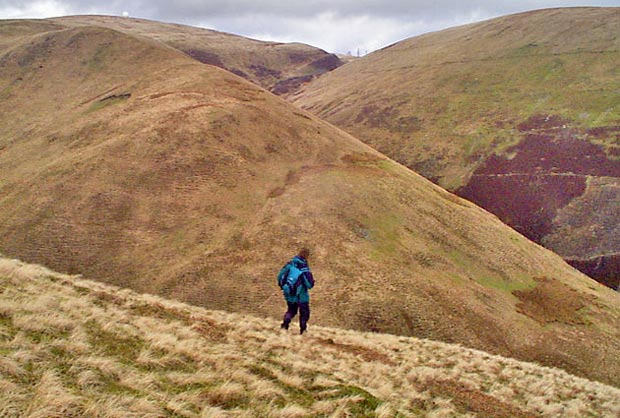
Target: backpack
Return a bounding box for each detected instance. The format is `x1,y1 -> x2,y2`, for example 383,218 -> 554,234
281,261 -> 307,298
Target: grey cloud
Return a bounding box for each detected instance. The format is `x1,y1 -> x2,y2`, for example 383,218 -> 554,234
115,0 -> 620,22
2,0 -> 619,53
5,0 -> 619,20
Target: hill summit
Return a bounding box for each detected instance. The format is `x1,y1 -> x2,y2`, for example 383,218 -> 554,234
48,15 -> 343,95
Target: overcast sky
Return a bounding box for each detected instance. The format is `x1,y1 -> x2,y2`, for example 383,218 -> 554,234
2,1 -> 619,54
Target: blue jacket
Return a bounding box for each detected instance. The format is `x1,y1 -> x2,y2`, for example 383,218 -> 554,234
277,256 -> 315,303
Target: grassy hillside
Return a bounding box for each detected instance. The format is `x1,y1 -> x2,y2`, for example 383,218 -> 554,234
292,7 -> 620,288
2,257 -> 620,417
45,15 -> 342,94
1,19 -> 620,387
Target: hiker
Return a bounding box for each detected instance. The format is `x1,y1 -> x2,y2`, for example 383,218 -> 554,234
277,248 -> 315,334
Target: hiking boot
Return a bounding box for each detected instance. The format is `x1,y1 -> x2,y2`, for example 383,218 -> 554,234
280,322 -> 289,330
300,327 -> 306,335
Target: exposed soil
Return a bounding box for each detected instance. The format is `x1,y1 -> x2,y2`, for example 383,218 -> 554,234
99,92 -> 130,102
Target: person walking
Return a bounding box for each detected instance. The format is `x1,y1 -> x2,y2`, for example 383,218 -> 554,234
277,248 -> 315,334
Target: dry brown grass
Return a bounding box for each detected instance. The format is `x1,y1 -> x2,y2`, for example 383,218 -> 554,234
48,15 -> 342,93
292,7 -> 620,288
1,257 -> 620,417
294,7 -> 620,188
1,16 -> 620,389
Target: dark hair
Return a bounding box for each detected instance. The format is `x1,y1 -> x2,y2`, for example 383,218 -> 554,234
298,247 -> 311,259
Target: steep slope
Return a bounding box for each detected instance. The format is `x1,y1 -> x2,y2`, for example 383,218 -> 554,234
1,20 -> 620,386
47,15 -> 342,94
2,257 -> 620,417
293,7 -> 620,289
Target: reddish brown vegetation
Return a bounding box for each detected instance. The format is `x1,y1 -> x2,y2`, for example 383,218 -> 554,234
183,48 -> 225,67
306,53 -> 342,72
249,64 -> 282,79
457,115 -> 620,287
271,74 -> 314,95
586,125 -> 620,139
513,277 -> 593,325
475,133 -> 620,177
457,174 -> 586,241
516,114 -> 570,132
316,338 -> 396,365
340,152 -> 385,164
567,255 -> 620,290
415,380 -> 537,418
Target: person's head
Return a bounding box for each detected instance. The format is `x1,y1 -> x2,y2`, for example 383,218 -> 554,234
298,247 -> 311,259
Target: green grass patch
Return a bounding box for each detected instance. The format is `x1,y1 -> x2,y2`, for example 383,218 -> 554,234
475,274 -> 536,293
129,302 -> 189,324
97,370 -> 145,398
72,285 -> 90,295
367,214 -> 402,261
85,94 -> 130,114
318,385 -> 382,417
48,345 -> 83,391
0,313 -> 17,341
23,327 -> 70,344
84,320 -> 145,364
376,159 -> 401,174
248,364 -> 277,381
248,364 -> 315,407
82,43 -> 112,70
136,349 -> 199,373
446,250 -> 534,293
249,363 -> 382,414
0,85 -> 13,100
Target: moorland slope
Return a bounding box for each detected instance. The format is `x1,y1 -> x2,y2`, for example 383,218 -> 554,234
293,7 -> 620,289
2,257 -> 620,417
1,18 -> 620,386
49,15 -> 342,94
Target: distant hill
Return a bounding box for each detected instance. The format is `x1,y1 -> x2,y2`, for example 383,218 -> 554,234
2,257 -> 620,417
1,17 -> 620,387
293,7 -> 620,289
45,15 -> 343,95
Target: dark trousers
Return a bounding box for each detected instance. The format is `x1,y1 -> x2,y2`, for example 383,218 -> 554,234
282,302 -> 310,331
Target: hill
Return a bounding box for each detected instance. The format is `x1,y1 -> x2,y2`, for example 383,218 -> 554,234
44,15 -> 342,95
2,257 -> 620,417
292,7 -> 620,289
1,18 -> 620,387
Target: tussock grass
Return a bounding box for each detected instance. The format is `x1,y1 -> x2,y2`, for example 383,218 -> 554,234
1,257 -> 619,417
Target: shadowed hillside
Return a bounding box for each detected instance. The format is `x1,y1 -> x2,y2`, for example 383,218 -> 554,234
1,18 -> 620,387
45,15 -> 343,95
293,7 -> 620,289
2,257 -> 620,417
